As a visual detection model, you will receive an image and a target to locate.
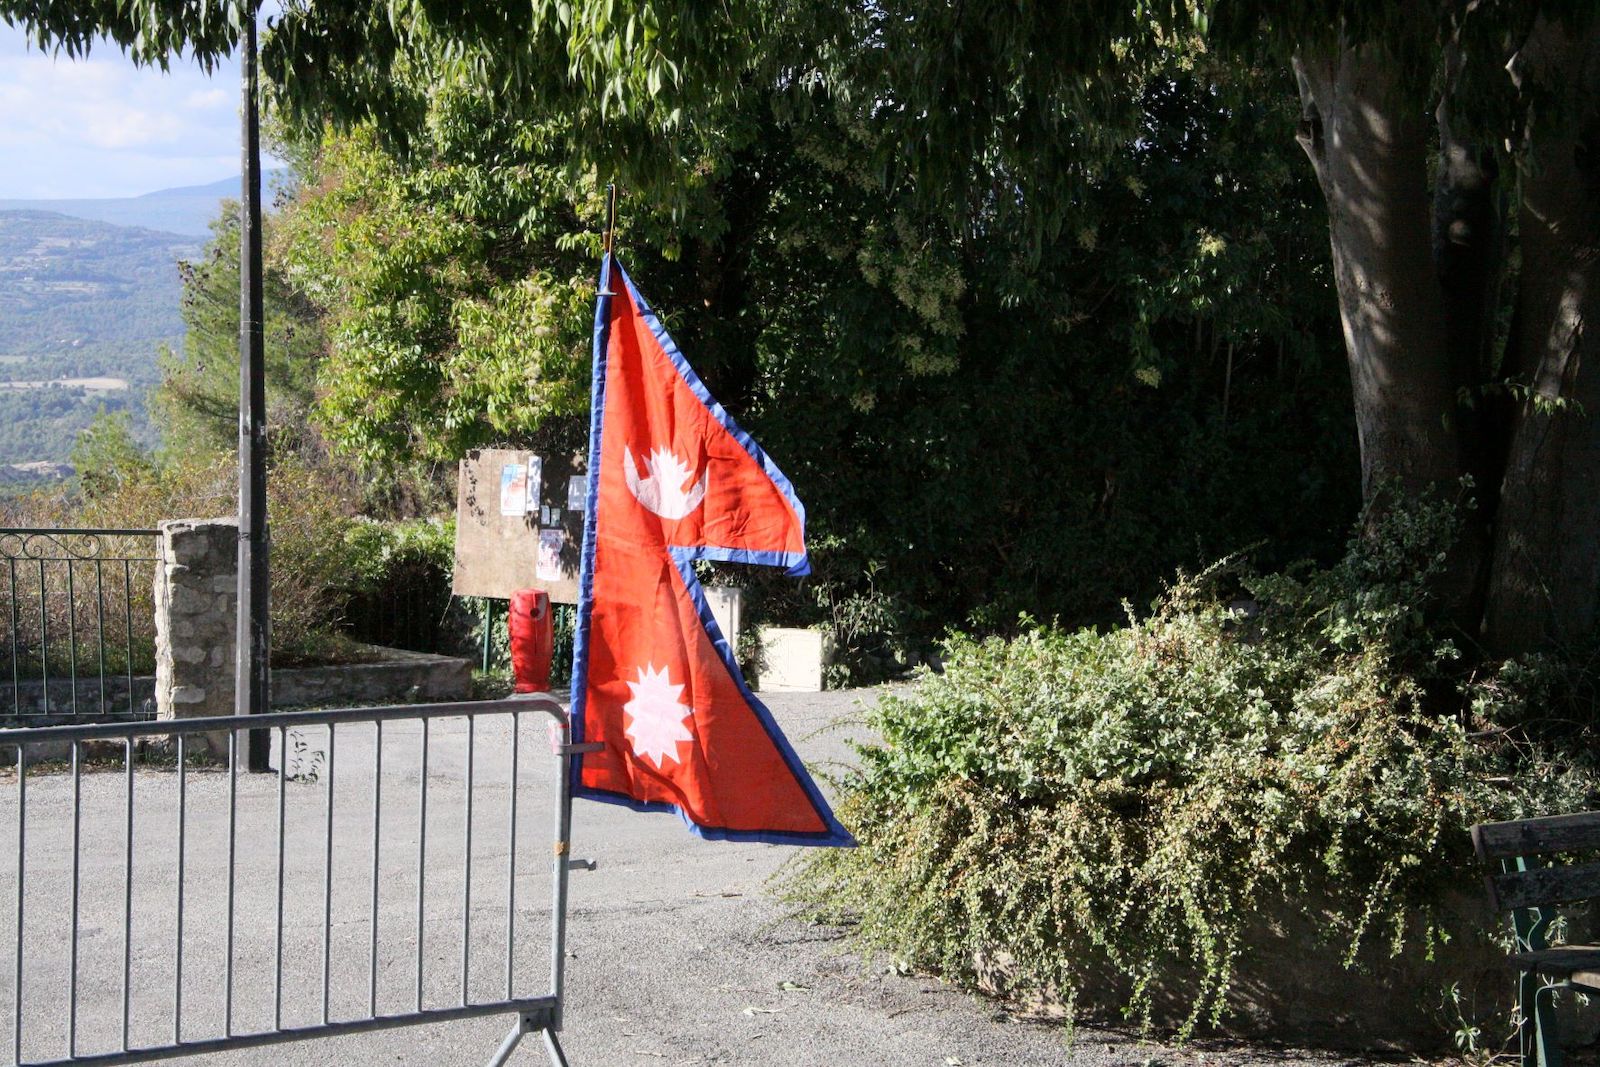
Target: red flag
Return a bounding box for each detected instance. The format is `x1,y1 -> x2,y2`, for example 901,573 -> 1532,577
568,255 -> 852,846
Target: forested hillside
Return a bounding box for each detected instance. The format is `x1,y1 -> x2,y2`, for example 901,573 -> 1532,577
0,210 -> 195,466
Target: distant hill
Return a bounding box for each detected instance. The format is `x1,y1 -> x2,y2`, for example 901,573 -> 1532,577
0,210 -> 195,354
0,210 -> 199,465
0,170 -> 289,237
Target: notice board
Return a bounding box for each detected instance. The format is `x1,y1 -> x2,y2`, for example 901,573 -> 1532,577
452,447 -> 587,603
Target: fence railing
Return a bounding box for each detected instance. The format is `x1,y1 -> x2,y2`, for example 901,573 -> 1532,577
0,531 -> 163,722
0,695 -> 579,1067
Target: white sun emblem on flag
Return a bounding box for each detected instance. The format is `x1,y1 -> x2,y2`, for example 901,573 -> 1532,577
623,444 -> 708,520
622,663 -> 695,768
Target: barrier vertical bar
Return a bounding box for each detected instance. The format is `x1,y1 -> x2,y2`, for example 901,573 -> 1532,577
121,737 -> 134,1050
505,711 -> 520,1000
417,718 -> 430,1012
370,720 -> 383,1018
68,740 -> 80,1057
462,716 -> 475,1006
174,735 -> 187,1045
274,725 -> 286,1030
323,723 -> 336,1024
225,730 -> 237,1035
14,745 -> 25,1064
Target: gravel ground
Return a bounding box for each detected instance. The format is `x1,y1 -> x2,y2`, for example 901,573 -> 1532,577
0,687 -> 1390,1066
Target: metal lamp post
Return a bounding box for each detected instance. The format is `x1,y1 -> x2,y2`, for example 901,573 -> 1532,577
237,0 -> 270,771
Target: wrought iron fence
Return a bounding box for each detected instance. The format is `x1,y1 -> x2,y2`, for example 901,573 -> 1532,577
0,531 -> 163,722
0,695 -> 580,1067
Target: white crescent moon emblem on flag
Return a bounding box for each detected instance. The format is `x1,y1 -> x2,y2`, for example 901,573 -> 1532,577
623,444 -> 709,520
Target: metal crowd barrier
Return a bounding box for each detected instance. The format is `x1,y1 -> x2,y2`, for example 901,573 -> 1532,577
0,695 -> 584,1066
0,530 -> 163,721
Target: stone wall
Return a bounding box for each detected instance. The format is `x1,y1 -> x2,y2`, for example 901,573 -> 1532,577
272,649 -> 471,707
0,677 -> 152,719
154,518 -> 238,725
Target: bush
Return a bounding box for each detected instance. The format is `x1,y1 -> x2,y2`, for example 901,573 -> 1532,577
786,500 -> 1600,1043
336,517 -> 467,656
260,456 -> 370,664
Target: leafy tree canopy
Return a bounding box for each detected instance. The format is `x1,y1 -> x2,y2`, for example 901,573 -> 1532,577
7,1 -> 1588,237
265,42 -> 1354,663
152,205 -> 323,458
12,0 -> 1597,655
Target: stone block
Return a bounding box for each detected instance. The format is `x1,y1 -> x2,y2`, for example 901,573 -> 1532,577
755,627 -> 831,692
166,583 -> 217,617
157,518 -> 239,725
705,586 -> 744,649
167,539 -> 209,567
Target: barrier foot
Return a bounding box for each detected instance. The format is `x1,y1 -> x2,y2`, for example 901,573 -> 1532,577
485,1012 -> 569,1067
485,1020 -> 526,1067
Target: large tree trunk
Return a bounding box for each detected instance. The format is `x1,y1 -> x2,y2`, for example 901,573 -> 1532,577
1430,43 -> 1512,631
1481,14 -> 1600,656
1292,44 -> 1462,501
1434,44 -> 1508,501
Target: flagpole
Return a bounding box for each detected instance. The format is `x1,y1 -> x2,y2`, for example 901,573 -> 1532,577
603,183 -> 618,259
237,0 -> 271,773
541,185 -> 619,1061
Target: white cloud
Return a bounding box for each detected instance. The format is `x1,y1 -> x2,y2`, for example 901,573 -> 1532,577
82,107 -> 186,149
0,23 -> 256,198
184,87 -> 229,110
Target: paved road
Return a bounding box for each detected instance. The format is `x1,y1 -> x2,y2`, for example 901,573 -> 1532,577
0,689 -> 1365,1066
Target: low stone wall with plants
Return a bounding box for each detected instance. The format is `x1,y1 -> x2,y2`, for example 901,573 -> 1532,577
272,648 -> 470,707
787,501 -> 1600,1053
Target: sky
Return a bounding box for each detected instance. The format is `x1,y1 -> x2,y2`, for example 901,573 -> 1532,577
0,20 -> 274,200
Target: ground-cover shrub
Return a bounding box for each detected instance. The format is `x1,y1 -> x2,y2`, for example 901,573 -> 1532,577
787,500 -> 1600,1046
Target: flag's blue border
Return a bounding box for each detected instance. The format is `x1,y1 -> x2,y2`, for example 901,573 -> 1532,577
567,254 -> 853,848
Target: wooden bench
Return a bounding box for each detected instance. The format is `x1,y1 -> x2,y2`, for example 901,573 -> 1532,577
1473,811 -> 1600,1067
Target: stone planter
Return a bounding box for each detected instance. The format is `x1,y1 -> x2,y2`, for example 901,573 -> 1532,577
753,626 -> 833,692
271,647 -> 472,707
